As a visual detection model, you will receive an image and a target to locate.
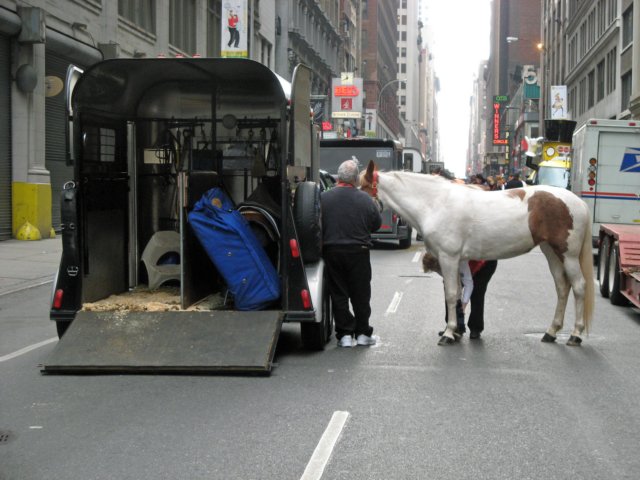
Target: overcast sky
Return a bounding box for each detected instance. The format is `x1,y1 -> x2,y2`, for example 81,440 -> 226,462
422,0 -> 492,177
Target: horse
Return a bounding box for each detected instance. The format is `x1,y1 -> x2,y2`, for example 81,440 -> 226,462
359,160 -> 594,346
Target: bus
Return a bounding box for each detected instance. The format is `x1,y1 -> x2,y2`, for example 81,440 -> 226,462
319,137 -> 412,248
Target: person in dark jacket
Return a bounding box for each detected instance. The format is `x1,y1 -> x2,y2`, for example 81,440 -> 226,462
321,159 -> 382,348
504,172 -> 525,189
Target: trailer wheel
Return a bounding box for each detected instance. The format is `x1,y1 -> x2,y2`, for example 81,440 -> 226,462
300,273 -> 332,350
398,225 -> 412,249
608,244 -> 628,306
597,235 -> 610,298
56,321 -> 71,338
294,181 -> 322,263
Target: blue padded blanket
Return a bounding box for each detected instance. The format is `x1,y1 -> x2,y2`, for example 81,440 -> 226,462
188,188 -> 280,310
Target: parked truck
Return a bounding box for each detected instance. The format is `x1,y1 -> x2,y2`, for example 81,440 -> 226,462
570,119 -> 640,247
44,58 -> 332,374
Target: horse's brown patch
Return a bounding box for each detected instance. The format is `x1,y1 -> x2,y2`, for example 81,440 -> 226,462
527,191 -> 573,260
422,252 -> 441,274
506,189 -> 526,200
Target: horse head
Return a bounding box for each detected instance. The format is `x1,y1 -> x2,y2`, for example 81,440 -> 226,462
359,160 -> 379,198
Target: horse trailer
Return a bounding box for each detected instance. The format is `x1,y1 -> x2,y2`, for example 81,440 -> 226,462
44,58 -> 332,375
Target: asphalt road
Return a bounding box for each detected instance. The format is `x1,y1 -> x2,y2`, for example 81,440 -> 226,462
1,244 -> 640,480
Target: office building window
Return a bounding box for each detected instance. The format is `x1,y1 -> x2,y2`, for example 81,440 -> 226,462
622,6 -> 633,49
170,0 -> 196,53
587,69 -> 595,108
606,47 -> 616,94
118,0 -> 156,33
207,0 -> 221,57
578,77 -> 586,114
621,72 -> 632,111
596,60 -> 605,101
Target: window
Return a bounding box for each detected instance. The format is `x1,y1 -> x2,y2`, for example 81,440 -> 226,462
261,39 -> 272,68
400,63 -> 406,74
596,60 -> 605,101
170,0 -> 196,53
118,0 -> 156,33
579,77 -> 586,114
621,71 -> 632,111
400,47 -> 406,58
207,0 -> 221,57
622,6 -> 633,49
401,31 -> 406,41
587,70 -> 595,108
606,47 -> 616,94
401,15 -> 407,25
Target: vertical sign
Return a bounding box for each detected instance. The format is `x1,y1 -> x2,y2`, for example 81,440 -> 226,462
221,1 -> 248,58
364,109 -> 377,137
492,95 -> 508,145
550,85 -> 567,119
331,74 -> 364,119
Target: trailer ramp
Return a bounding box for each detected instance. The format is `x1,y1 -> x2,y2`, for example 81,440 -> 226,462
41,311 -> 282,375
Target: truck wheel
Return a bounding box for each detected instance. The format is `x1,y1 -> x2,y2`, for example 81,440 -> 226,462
398,225 -> 412,249
300,273 -> 331,350
597,235 -> 610,298
608,244 -> 628,306
56,321 -> 71,338
294,181 -> 322,263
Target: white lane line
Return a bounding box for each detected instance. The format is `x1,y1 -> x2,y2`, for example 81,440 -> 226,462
411,252 -> 422,263
385,291 -> 403,315
0,337 -> 58,363
300,411 -> 350,480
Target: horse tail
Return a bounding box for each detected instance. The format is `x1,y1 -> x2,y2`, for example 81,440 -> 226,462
579,213 -> 595,334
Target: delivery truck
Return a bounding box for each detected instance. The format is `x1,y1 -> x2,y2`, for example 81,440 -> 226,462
570,119 -> 640,247
44,58 -> 332,374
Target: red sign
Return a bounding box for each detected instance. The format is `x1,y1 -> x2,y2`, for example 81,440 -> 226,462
334,85 -> 360,97
322,121 -> 332,131
341,98 -> 353,110
492,102 -> 508,145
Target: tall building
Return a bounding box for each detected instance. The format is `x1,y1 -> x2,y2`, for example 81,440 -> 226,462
397,0 -> 422,149
543,0 -> 639,126
362,0 -> 402,139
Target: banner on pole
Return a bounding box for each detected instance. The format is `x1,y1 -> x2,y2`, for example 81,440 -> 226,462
221,1 -> 248,58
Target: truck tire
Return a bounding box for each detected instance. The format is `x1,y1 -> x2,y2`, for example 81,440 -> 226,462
300,273 -> 332,350
398,225 -> 412,249
294,181 -> 322,263
608,244 -> 628,306
597,235 -> 610,298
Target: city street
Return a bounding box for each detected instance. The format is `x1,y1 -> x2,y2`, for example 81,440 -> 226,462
1,243 -> 640,479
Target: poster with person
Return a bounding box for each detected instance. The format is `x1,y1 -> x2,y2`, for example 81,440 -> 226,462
221,1 -> 248,58
550,85 -> 567,119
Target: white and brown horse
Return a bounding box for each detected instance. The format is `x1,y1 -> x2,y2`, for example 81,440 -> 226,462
360,161 -> 594,346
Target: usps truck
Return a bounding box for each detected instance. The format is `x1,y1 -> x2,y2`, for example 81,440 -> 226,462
570,119 -> 640,248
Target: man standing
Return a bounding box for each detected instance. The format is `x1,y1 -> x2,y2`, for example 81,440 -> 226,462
504,171 -> 525,189
321,160 -> 382,347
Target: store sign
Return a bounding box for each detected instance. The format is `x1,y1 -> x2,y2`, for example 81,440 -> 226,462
492,95 -> 509,145
331,75 -> 363,119
322,121 -> 332,131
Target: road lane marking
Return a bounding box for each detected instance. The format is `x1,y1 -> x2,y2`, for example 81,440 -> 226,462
385,291 -> 403,315
300,411 -> 350,480
412,252 -> 422,263
0,337 -> 57,363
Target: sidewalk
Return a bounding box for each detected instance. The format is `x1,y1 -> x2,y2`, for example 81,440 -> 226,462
0,237 -> 62,296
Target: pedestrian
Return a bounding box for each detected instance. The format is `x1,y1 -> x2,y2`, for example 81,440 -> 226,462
486,176 -> 498,190
423,254 -> 498,339
321,159 -> 383,347
504,171 -> 525,189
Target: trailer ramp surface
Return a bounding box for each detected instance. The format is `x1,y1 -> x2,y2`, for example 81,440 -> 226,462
41,311 -> 282,374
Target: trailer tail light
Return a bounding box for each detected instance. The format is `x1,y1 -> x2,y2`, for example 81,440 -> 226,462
588,158 -> 597,189
52,289 -> 64,309
289,239 -> 300,258
392,214 -> 398,223
300,289 -> 311,309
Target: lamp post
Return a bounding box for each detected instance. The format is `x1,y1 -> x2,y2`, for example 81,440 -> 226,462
376,78 -> 405,138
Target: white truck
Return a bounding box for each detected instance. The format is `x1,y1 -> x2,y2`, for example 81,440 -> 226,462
570,119 -> 640,248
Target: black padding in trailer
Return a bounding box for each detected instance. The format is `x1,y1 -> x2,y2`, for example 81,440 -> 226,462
41,310 -> 282,374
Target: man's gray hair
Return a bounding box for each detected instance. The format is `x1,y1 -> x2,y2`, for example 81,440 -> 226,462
337,159 -> 359,185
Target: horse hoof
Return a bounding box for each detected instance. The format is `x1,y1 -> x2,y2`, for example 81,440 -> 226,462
541,333 -> 557,343
438,335 -> 456,346
567,335 -> 582,346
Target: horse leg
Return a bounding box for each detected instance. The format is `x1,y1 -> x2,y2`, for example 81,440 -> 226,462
438,257 -> 461,346
540,244 -> 571,343
562,256 -> 588,346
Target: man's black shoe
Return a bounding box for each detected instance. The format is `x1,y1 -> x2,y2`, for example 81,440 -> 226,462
470,330 -> 481,339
